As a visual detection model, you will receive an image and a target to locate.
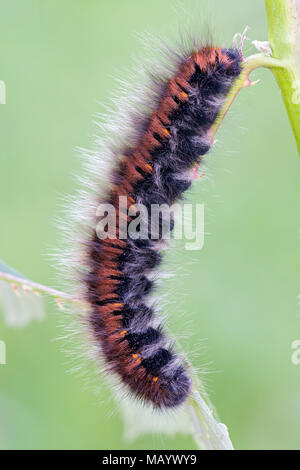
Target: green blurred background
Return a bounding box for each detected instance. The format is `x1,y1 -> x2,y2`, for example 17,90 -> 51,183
0,0 -> 299,450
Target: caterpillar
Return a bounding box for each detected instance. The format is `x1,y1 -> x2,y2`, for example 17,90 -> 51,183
71,41 -> 242,409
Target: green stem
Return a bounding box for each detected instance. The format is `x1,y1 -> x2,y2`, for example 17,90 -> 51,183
210,53 -> 284,139
265,0 -> 300,155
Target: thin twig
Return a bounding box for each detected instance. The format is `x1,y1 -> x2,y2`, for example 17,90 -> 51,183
0,270 -> 80,304
210,53 -> 284,140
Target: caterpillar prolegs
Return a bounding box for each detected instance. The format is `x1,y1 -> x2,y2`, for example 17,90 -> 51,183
78,45 -> 242,408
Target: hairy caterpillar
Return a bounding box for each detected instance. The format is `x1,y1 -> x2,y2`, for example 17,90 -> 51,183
69,41 -> 242,409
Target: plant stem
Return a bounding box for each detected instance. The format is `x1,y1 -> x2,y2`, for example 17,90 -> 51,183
265,0 -> 300,155
210,53 -> 284,140
0,270 -> 79,304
